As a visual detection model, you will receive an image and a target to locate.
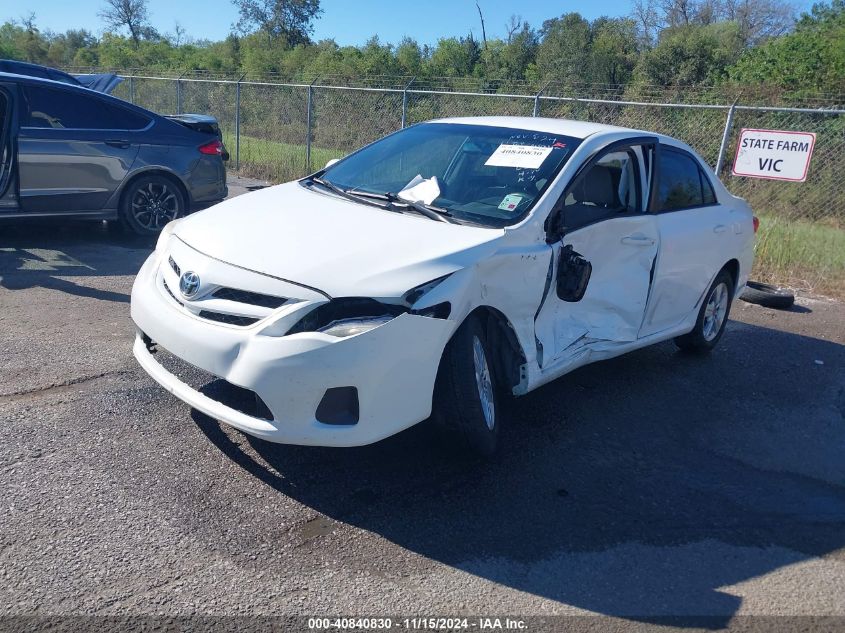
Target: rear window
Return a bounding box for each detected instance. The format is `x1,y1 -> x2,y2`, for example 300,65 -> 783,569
657,147 -> 717,211
22,85 -> 150,130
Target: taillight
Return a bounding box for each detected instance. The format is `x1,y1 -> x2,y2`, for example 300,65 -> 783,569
198,139 -> 223,156
752,216 -> 760,233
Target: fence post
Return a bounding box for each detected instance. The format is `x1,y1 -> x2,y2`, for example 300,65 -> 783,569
235,74 -> 245,172
128,76 -> 135,104
306,77 -> 318,173
715,98 -> 739,175
401,76 -> 416,129
176,72 -> 185,114
533,82 -> 550,117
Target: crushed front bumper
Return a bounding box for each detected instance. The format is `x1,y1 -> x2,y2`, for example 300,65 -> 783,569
130,250 -> 455,447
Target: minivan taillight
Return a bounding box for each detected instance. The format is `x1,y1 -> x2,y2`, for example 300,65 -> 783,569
198,139 -> 223,156
753,216 -> 760,233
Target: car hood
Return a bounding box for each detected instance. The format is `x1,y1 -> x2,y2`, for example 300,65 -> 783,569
172,182 -> 504,299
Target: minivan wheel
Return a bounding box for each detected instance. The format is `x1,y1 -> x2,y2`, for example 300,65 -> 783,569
433,315 -> 500,456
120,175 -> 185,236
675,270 -> 734,353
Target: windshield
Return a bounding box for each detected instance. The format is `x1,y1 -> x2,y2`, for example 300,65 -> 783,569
314,123 -> 580,227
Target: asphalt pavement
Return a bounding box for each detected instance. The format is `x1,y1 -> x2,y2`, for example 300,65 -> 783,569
1,179 -> 843,629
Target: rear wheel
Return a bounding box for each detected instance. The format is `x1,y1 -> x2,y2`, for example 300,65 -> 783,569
120,175 -> 185,236
433,315 -> 500,457
675,270 -> 734,353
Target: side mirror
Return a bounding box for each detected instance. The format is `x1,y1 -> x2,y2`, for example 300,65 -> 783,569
556,244 -> 592,302
325,158 -> 340,169
545,206 -> 567,244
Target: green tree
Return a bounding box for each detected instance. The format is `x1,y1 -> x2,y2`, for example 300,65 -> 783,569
396,37 -> 424,75
232,0 -> 322,47
633,21 -> 744,87
535,13 -> 592,85
590,17 -> 639,86
99,0 -> 150,47
728,0 -> 845,93
428,36 -> 482,77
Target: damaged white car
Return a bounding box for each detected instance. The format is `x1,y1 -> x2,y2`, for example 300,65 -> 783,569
131,117 -> 756,455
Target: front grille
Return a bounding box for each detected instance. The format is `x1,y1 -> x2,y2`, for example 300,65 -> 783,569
162,278 -> 183,306
212,287 -> 286,309
197,311 -> 259,327
166,254 -> 278,328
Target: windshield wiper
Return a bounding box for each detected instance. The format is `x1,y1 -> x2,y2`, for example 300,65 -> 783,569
306,177 -> 393,211
352,190 -> 456,224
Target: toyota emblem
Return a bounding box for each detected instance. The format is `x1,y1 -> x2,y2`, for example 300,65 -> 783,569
179,271 -> 201,298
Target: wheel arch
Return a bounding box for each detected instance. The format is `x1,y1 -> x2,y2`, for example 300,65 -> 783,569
114,167 -> 191,216
722,259 -> 739,290
721,258 -> 740,294
455,305 -> 527,395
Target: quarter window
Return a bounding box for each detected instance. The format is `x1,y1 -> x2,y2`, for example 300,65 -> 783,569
656,147 -> 717,211
22,85 -> 150,130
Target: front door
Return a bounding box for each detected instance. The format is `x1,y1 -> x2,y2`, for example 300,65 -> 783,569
0,84 -> 17,210
535,141 -> 658,367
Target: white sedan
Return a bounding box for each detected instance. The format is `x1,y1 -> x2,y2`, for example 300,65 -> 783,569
131,117 -> 756,455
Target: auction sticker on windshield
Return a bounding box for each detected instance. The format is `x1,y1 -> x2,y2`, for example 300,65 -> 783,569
485,144 -> 553,169
732,128 -> 816,182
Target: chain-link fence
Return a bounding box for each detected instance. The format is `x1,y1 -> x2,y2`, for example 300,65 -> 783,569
111,73 -> 844,232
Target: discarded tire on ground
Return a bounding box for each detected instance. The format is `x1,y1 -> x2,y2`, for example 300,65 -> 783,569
740,281 -> 795,310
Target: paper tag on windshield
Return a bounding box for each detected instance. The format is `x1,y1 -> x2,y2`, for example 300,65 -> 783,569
485,144 -> 553,169
498,194 -> 523,211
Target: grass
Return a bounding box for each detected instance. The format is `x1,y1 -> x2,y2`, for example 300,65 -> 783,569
223,133 -> 343,182
752,215 -> 845,298
223,134 -> 845,298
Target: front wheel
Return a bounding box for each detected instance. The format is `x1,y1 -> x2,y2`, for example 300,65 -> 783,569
675,270 -> 734,353
433,315 -> 501,456
120,175 -> 185,236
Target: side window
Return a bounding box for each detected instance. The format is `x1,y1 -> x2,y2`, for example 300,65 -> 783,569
559,148 -> 641,232
656,147 -> 716,211
700,169 -> 717,205
22,85 -> 150,130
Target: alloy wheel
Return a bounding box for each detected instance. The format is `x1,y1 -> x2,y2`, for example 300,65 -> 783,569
472,335 -> 495,430
132,181 -> 179,230
703,282 -> 729,341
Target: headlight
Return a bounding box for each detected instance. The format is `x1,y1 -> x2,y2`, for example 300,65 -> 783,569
319,315 -> 395,338
285,276 -> 453,338
286,298 -> 406,337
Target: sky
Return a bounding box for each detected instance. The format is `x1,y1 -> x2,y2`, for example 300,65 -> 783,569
6,0 -> 643,46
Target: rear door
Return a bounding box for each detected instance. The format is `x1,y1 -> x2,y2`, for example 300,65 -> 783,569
17,82 -> 148,213
639,145 -> 734,337
534,139 -> 659,366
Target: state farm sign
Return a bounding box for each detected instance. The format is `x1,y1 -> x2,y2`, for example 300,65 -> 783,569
732,129 -> 816,182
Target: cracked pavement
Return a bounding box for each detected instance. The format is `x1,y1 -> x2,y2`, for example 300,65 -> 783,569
0,183 -> 844,627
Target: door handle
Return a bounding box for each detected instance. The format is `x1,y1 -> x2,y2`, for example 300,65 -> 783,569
105,139 -> 131,149
620,235 -> 655,246
713,224 -> 727,234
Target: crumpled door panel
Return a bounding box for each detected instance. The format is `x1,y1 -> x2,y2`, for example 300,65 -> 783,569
535,215 -> 659,367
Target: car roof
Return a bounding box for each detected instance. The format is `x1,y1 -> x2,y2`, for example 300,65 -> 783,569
0,70 -> 89,88
431,115 -> 657,141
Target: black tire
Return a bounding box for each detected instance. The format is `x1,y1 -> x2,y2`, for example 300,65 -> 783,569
740,281 -> 795,310
432,315 -> 501,457
675,270 -> 734,353
120,174 -> 185,236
